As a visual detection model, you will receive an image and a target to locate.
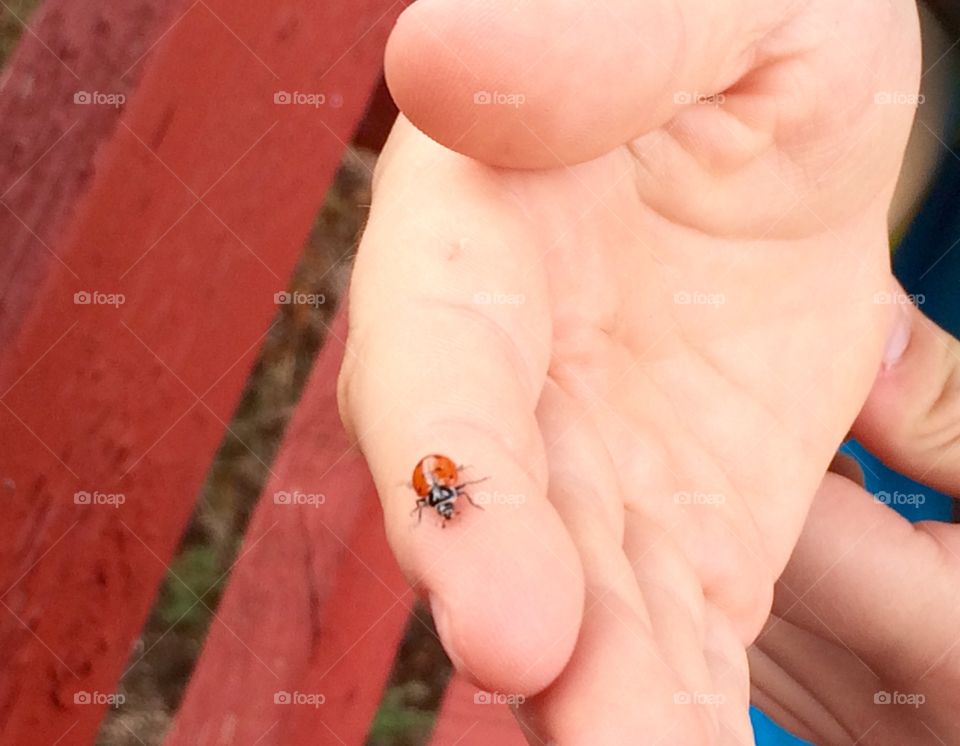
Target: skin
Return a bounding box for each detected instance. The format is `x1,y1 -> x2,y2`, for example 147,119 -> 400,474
337,0 -> 926,742
749,15 -> 960,744
751,300 -> 960,745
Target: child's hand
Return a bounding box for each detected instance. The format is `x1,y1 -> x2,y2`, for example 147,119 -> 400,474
338,1 -> 921,741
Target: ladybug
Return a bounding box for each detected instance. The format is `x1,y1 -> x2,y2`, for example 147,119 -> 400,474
411,454 -> 486,524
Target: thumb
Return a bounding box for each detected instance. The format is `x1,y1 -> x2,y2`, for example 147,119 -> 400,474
385,0 -> 794,167
853,289 -> 960,496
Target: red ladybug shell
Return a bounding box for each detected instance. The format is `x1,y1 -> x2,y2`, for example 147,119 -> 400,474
412,454 -> 459,497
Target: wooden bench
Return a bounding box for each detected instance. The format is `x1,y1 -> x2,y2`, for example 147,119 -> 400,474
0,1 -> 527,742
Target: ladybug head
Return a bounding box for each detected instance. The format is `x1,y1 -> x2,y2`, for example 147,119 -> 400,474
437,501 -> 455,520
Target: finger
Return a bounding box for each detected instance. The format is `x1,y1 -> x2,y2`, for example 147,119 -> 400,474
702,605 -> 753,746
516,382 -> 720,744
749,619 -> 843,746
623,508 -> 755,743
853,287 -> 960,496
765,471 -> 958,690
384,0 -> 799,167
338,119 -> 583,695
749,615 -> 921,746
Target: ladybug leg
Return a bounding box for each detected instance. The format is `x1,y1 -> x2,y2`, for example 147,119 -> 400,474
411,498 -> 428,523
456,464 -> 488,484
457,486 -> 484,510
458,476 -> 489,488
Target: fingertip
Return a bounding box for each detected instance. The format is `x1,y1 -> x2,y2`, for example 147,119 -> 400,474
363,424 -> 583,697
384,0 -> 658,168
381,446 -> 584,697
417,511 -> 584,696
384,1 -> 555,168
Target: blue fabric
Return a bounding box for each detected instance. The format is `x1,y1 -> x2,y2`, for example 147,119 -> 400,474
753,90 -> 960,742
752,708 -> 812,745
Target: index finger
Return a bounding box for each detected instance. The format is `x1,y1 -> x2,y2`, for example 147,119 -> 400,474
338,118 -> 583,695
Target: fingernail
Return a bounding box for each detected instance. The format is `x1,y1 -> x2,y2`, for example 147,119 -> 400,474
882,302 -> 912,369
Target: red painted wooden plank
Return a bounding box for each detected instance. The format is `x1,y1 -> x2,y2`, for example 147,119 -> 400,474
166,310 -> 412,746
0,0 -> 190,346
0,2 -> 400,743
430,674 -> 529,746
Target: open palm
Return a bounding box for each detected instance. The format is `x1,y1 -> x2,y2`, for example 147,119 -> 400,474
338,0 -> 921,742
